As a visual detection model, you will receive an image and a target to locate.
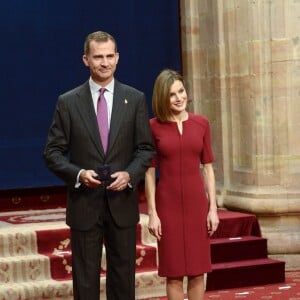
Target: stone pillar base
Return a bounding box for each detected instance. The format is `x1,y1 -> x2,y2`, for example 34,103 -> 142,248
222,188 -> 300,270
270,255 -> 300,271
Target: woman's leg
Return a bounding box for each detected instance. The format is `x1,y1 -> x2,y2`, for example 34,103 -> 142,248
166,276 -> 184,300
187,275 -> 205,300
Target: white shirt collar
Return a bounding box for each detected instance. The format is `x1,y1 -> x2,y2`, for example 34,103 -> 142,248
89,77 -> 115,94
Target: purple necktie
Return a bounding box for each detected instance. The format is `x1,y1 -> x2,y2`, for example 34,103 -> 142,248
97,88 -> 109,153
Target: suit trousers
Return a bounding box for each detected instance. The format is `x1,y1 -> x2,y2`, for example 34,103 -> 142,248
70,194 -> 137,300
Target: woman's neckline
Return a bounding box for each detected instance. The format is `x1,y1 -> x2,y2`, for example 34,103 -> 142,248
168,111 -> 189,123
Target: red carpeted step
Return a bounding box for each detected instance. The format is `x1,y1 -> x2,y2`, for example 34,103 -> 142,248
36,228 -> 70,254
135,244 -> 158,272
206,258 -> 285,291
211,209 -> 261,238
36,227 -> 158,281
210,235 -> 268,263
36,223 -> 145,252
48,253 -> 72,280
0,186 -> 67,212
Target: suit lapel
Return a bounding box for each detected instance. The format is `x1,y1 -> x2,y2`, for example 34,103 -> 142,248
75,82 -> 105,159
108,81 -> 126,153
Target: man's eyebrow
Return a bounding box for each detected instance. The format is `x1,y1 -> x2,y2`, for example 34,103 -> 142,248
93,53 -> 115,58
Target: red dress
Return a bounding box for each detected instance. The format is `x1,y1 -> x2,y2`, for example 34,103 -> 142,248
150,113 -> 214,277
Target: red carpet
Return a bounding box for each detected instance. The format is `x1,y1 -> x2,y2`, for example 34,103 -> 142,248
146,271 -> 300,299
0,187 -> 292,299
205,271 -> 300,300
139,202 -> 285,291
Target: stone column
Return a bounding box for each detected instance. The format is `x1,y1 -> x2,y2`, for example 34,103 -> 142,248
180,0 -> 300,270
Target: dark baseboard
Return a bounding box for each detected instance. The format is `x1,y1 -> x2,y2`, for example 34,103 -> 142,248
0,186 -> 67,212
0,182 -> 147,212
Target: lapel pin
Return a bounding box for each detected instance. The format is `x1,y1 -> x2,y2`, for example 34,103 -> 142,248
124,99 -> 128,104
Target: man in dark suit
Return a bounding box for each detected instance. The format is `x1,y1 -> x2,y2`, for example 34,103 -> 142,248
44,31 -> 155,300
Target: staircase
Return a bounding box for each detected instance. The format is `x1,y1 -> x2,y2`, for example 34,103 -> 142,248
139,204 -> 286,292
0,190 -> 286,299
208,235 -> 285,290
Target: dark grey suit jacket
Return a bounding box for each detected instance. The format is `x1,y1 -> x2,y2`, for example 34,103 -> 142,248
44,80 -> 155,230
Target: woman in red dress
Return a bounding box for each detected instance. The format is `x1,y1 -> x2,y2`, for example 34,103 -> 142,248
145,69 -> 219,300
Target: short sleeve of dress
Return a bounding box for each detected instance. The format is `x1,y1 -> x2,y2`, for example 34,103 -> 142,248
151,155 -> 158,168
149,118 -> 159,168
201,119 -> 214,164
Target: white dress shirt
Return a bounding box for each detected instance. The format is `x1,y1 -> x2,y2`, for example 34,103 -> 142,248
75,78 -> 115,187
89,77 -> 114,127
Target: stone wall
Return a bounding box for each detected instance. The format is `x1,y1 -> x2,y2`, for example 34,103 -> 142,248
180,0 -> 300,270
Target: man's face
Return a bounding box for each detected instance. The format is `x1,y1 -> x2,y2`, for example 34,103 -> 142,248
83,40 -> 119,86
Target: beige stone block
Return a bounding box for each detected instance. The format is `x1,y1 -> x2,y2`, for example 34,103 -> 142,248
291,37 -> 300,60
224,76 -> 251,100
270,254 -> 300,270
247,41 -> 270,75
271,63 -> 290,98
181,18 -> 200,36
270,1 -> 287,39
247,74 -> 272,101
287,0 -> 300,37
180,0 -> 300,270
207,46 -> 220,76
223,10 -> 238,42
259,215 -> 300,256
264,231 -> 300,254
271,39 -> 293,62
224,189 -> 300,214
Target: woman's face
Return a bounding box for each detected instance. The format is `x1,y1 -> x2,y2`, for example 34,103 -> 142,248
169,80 -> 188,114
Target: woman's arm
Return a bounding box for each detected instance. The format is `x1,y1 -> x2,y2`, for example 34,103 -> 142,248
145,167 -> 162,240
202,163 -> 219,236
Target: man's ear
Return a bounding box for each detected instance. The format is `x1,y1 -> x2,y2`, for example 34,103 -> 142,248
82,55 -> 89,67
115,52 -> 120,65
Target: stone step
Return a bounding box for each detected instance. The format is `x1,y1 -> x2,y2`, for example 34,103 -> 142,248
0,270 -> 165,300
0,208 -> 286,296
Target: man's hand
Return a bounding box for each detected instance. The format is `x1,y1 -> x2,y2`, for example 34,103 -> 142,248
106,171 -> 130,191
79,169 -> 101,188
